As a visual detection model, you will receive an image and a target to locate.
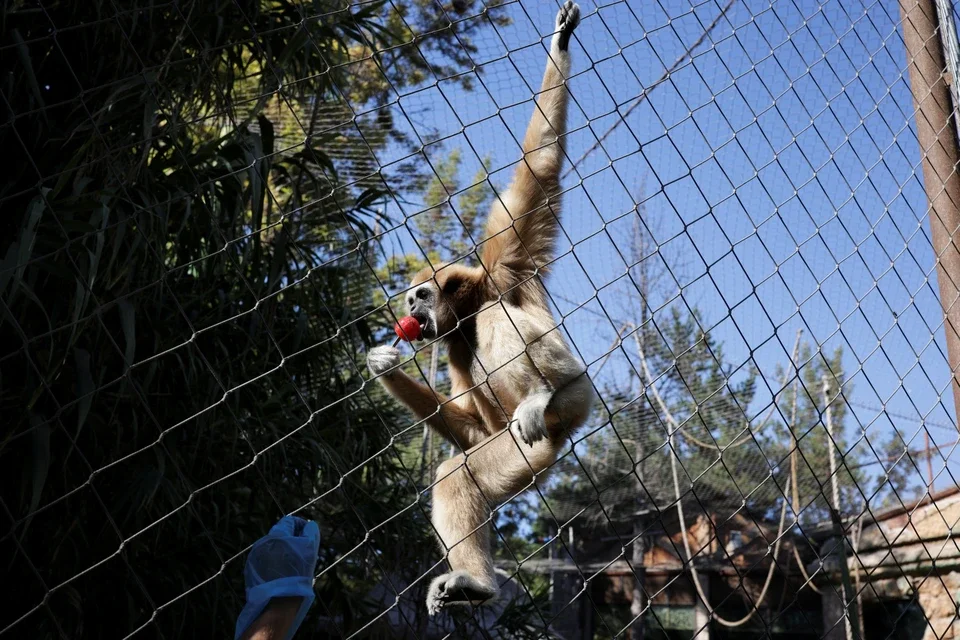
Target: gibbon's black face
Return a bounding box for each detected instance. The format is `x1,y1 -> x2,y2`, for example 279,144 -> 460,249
406,281 -> 439,340
407,264 -> 482,341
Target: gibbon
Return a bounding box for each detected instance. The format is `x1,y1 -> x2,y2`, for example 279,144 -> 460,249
367,1 -> 593,616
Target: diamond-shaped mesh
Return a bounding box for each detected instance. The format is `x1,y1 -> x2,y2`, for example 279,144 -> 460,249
2,1 -> 959,639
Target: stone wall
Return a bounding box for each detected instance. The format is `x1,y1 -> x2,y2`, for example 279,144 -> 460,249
837,488 -> 960,640
913,571 -> 960,640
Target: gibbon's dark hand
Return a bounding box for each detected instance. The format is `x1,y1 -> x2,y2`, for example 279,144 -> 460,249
235,516 -> 319,640
555,0 -> 580,52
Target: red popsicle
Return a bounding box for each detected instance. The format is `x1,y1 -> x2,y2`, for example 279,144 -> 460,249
392,316 -> 422,346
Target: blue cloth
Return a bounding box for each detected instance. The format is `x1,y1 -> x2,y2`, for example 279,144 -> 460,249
235,516 -> 320,640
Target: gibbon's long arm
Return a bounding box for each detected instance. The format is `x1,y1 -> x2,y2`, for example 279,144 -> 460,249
480,6 -> 577,298
372,365 -> 490,449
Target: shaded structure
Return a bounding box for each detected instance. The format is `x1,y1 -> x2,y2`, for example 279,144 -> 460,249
814,485 -> 960,640
514,506 -> 823,640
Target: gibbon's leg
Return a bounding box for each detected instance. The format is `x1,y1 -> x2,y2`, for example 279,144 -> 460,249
367,346 -> 489,449
426,429 -> 560,615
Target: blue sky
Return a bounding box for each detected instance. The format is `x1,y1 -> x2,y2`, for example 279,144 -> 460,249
368,0 -> 960,502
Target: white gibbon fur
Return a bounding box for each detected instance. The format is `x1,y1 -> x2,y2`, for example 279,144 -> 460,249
367,1 -> 593,616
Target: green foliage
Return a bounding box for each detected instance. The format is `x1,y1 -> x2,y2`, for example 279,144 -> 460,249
417,149 -> 490,258
0,1 -> 521,637
652,308 -> 768,510
875,427 -> 913,508
769,343 -> 869,523
543,307 -> 768,531
541,306 -> 871,538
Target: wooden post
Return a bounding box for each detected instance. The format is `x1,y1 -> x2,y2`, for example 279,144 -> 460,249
823,380 -> 862,640
900,0 -> 960,431
693,576 -> 711,640
628,520 -> 646,640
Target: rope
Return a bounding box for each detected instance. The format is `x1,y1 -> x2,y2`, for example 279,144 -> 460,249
630,324 -> 803,453
636,331 -> 789,628
790,363 -> 824,594
648,328 -> 804,452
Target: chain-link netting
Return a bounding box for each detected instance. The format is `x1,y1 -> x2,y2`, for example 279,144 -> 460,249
2,0 -> 960,638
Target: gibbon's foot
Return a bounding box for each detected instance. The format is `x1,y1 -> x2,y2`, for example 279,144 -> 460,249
512,391 -> 552,446
556,1 -> 580,52
367,345 -> 401,377
426,570 -> 498,616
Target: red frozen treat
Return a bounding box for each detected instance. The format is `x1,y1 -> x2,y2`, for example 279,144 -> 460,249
393,316 -> 422,342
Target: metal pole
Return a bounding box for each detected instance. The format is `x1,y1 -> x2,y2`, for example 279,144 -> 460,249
823,378 -> 843,519
423,343 -> 439,476
899,0 -> 960,431
823,378 -> 862,640
629,439 -> 647,640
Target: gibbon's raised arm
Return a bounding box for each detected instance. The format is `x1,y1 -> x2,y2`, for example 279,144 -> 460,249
480,5 -> 577,298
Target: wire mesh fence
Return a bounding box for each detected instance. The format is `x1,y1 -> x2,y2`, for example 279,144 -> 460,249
2,0 -> 960,638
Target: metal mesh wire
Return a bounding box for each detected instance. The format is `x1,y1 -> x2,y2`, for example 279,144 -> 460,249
2,0 -> 959,638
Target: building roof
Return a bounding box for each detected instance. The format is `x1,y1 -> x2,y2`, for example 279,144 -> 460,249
869,483 -> 960,524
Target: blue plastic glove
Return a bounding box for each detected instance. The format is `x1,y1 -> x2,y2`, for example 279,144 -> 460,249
235,515 -> 320,640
